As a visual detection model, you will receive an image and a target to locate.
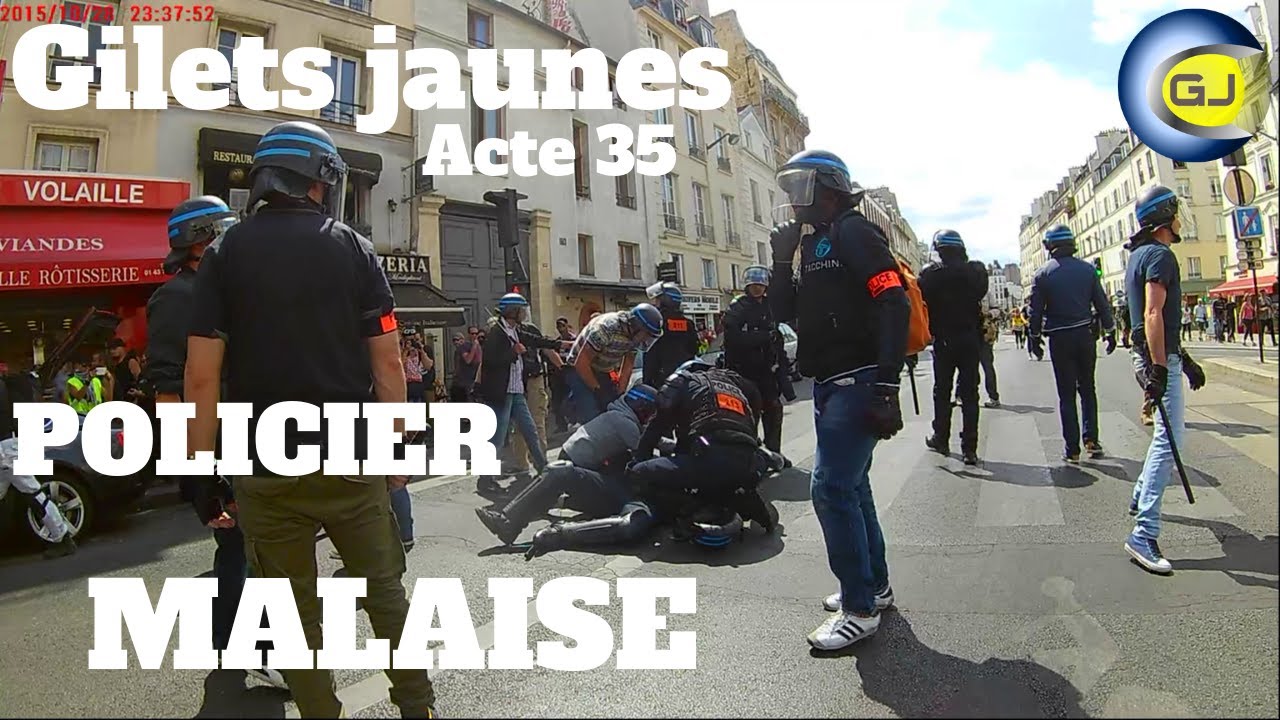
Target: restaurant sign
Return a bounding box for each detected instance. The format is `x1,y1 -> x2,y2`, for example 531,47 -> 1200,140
377,254 -> 431,285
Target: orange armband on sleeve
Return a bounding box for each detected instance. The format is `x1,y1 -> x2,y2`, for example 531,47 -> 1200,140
867,270 -> 903,298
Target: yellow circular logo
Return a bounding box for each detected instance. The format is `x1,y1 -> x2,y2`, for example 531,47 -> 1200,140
1160,54 -> 1245,128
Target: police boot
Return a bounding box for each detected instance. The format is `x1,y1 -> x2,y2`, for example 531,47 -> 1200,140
475,468 -> 566,545
525,509 -> 649,559
925,435 -> 949,456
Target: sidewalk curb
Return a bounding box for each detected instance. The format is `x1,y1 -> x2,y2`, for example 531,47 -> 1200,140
1201,357 -> 1280,393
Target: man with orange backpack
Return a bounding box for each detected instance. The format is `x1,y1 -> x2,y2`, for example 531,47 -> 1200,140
769,149 -> 912,652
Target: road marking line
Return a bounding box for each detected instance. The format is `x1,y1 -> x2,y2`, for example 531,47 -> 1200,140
282,555 -> 648,718
975,414 -> 1065,527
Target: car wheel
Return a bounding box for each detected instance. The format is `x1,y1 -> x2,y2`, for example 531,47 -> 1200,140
25,470 -> 94,541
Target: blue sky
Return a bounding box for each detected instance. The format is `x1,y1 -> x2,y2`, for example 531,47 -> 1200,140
707,0 -> 1254,265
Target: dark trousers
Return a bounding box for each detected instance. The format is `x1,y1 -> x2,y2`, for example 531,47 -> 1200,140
978,342 -> 999,402
736,368 -> 784,453
1048,326 -> 1099,455
211,526 -> 248,650
549,369 -> 571,430
931,336 -> 980,453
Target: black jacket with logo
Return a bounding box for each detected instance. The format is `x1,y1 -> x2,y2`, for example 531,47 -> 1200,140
643,307 -> 700,387
637,367 -> 761,458
768,208 -> 910,385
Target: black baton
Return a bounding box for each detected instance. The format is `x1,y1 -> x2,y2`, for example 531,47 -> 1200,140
1154,398 -> 1194,504
909,365 -> 920,415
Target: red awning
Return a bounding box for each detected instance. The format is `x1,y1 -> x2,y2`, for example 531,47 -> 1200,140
1208,273 -> 1278,297
0,172 -> 189,292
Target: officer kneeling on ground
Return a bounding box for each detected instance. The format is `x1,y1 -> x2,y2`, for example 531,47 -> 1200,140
475,383 -> 659,546
525,360 -> 780,558
641,282 -> 700,389
184,121 -> 437,718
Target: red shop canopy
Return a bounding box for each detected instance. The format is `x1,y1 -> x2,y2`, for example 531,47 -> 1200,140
1208,273 -> 1278,297
0,171 -> 190,292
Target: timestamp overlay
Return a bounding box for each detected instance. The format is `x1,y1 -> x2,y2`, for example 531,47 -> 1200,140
0,4 -> 214,23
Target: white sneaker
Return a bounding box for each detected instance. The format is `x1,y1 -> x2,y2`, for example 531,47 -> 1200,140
247,666 -> 289,691
807,610 -> 881,651
822,585 -> 895,612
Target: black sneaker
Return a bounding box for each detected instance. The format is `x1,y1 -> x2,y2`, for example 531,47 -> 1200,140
1128,500 -> 1138,516
962,450 -> 979,466
475,508 -> 520,545
1084,440 -> 1105,459
1063,452 -> 1080,464
925,435 -> 949,455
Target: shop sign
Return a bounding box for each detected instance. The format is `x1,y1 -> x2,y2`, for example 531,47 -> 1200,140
0,172 -> 190,210
377,254 -> 431,285
0,260 -> 167,291
682,293 -> 721,314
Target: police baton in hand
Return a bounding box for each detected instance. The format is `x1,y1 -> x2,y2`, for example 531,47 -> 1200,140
905,354 -> 920,415
1154,399 -> 1195,504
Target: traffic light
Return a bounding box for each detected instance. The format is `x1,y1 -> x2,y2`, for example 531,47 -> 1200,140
1093,258 -> 1103,278
483,188 -> 528,249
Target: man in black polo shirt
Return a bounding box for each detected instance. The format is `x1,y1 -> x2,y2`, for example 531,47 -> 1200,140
184,121 -> 437,718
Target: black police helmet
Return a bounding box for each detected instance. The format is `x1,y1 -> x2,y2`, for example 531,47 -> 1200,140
1134,185 -> 1179,230
247,121 -> 347,212
778,149 -> 865,201
164,196 -> 236,273
1042,224 -> 1077,253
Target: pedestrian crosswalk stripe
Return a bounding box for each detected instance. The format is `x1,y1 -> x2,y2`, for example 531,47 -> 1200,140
1104,410 -> 1244,519
975,414 -> 1066,527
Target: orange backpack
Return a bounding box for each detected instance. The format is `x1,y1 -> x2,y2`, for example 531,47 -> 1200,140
896,259 -> 932,355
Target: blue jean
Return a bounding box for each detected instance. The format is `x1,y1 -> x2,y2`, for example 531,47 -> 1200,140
492,392 -> 547,471
1131,352 -> 1184,540
811,373 -> 889,615
390,486 -> 413,542
564,370 -> 619,424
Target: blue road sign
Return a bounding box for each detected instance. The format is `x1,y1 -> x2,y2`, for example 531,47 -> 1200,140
1233,205 -> 1264,238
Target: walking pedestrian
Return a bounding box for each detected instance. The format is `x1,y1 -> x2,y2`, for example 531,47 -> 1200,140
1011,307 -> 1027,349
1180,303 -> 1193,343
184,121 -> 437,717
919,230 -> 989,465
1259,292 -> 1277,346
1193,299 -> 1207,342
1123,185 -> 1192,576
769,149 -> 910,650
1240,295 -> 1257,346
1027,224 -> 1116,463
977,307 -> 1001,408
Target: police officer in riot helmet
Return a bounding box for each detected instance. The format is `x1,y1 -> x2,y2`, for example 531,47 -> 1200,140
770,149 -> 910,651
723,265 -> 788,460
1027,223 -> 1116,464
183,120 -> 438,717
918,229 -> 989,466
526,359 -> 777,557
641,281 -> 700,388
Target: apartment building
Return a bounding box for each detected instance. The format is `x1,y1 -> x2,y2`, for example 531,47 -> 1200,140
711,8 -> 808,168
630,0 -> 755,329
1213,0 -> 1278,298
865,186 -> 923,271
414,0 -> 656,335
0,0 -> 420,365
735,105 -> 777,268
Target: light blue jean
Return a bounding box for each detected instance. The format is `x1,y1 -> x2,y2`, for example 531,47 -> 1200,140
811,371 -> 889,616
492,392 -> 547,471
1131,352 -> 1184,541
389,486 -> 413,543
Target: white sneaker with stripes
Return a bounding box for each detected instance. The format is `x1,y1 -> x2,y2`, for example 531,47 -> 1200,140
822,585 -> 895,613
808,610 -> 881,651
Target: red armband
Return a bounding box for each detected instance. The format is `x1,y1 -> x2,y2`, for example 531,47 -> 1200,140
380,312 -> 399,333
867,270 -> 902,298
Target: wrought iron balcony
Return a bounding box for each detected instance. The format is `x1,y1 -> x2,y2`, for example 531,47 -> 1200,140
663,214 -> 686,235
695,222 -> 715,242
689,145 -> 706,162
717,156 -> 732,173
616,193 -> 638,209
726,231 -> 741,249
321,100 -> 363,126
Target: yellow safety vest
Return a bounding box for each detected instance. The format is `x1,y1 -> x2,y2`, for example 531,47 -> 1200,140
65,376 -> 104,414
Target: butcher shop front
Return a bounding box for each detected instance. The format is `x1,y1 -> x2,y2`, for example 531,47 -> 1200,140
0,171 -> 190,372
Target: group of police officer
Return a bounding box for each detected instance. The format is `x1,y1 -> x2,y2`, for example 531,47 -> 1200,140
129,108 -> 1208,708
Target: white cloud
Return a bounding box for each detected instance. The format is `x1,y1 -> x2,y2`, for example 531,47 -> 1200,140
708,0 -> 1126,264
1090,0 -> 1254,45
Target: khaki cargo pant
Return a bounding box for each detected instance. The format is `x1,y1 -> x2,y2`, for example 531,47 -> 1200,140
233,473 -> 435,718
510,376 -> 550,470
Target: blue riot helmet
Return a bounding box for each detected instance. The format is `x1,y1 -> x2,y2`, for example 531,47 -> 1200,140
675,357 -> 714,376
774,149 -> 865,223
1132,185 -> 1188,244
646,281 -> 684,312
164,196 -> 237,274
629,303 -> 665,351
687,507 -> 743,549
742,265 -> 770,293
247,121 -> 348,221
932,229 -> 966,252
497,292 -> 529,323
624,383 -> 659,423
1042,224 -> 1077,255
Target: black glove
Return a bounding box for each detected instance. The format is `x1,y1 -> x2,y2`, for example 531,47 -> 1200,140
1144,364 -> 1169,404
190,474 -> 233,526
1181,351 -> 1206,391
1029,335 -> 1045,360
769,220 -> 802,263
867,385 -> 904,440
1104,332 -> 1117,355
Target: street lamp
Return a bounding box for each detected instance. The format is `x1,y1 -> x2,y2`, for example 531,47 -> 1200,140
705,133 -> 740,152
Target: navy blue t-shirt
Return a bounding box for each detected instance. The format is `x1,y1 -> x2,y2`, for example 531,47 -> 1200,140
1125,242 -> 1181,354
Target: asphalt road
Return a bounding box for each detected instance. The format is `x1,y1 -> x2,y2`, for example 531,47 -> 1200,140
1,338 -> 1276,718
